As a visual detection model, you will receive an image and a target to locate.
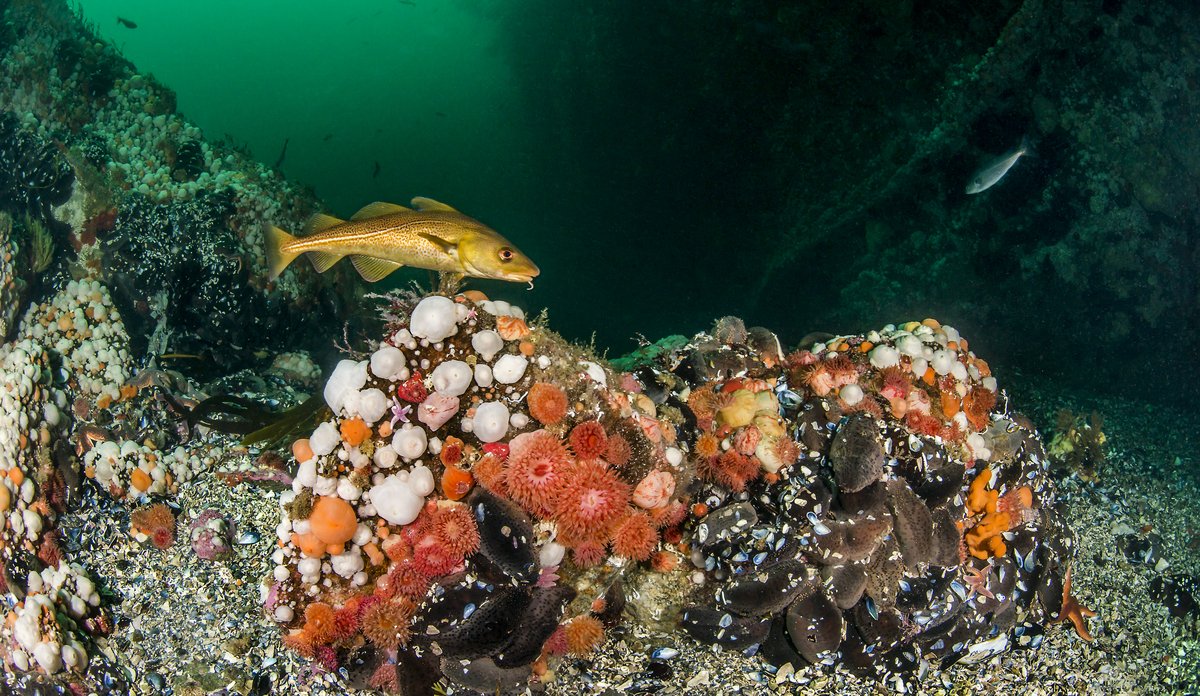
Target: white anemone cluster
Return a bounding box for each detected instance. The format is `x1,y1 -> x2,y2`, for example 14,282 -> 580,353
272,294 -> 544,601
0,340 -> 64,555
4,562 -> 100,674
20,279 -> 131,404
84,440 -> 217,499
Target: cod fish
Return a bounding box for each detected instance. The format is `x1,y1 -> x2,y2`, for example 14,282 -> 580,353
966,137 -> 1030,194
264,197 -> 540,284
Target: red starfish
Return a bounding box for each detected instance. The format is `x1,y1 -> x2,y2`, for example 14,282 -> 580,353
963,561 -> 995,600
1053,564 -> 1097,641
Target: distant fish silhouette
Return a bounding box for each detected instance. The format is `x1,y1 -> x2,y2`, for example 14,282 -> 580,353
966,136 -> 1031,194
372,161 -> 381,178
322,133 -> 333,142
435,111 -> 447,118
117,17 -> 137,29
274,138 -> 289,169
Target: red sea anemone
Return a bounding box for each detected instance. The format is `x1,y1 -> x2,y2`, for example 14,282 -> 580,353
506,430 -> 572,516
611,510 -> 658,561
551,461 -> 631,541
732,425 -> 761,456
378,562 -> 431,601
569,421 -> 609,461
528,382 -> 568,425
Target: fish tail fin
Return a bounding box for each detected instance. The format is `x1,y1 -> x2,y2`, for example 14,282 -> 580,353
264,224 -> 300,280
1019,134 -> 1036,157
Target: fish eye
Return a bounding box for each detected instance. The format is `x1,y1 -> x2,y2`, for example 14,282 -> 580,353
498,247 -> 514,262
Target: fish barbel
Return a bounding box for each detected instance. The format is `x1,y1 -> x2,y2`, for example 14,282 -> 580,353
264,197 -> 540,284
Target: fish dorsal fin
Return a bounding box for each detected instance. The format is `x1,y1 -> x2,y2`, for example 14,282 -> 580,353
411,197 -> 459,213
418,231 -> 459,258
350,201 -> 411,221
303,213 -> 345,235
350,255 -> 404,282
306,250 -> 344,273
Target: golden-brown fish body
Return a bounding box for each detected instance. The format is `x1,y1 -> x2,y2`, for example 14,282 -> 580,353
264,197 -> 540,284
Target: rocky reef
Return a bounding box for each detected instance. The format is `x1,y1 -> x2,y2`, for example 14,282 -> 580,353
0,1 -> 1113,694
258,293 -> 1088,693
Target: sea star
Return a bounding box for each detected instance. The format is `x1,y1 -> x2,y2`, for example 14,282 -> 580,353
1053,564 -> 1097,641
964,561 -> 996,600
390,397 -> 412,427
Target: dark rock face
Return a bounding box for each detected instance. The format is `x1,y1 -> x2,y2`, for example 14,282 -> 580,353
0,113 -> 74,221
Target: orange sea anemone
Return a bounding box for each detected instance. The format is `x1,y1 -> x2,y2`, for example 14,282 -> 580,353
472,452 -> 509,497
571,540 -> 607,568
563,616 -> 605,655
496,315 -> 531,341
552,461 -> 631,542
699,450 -> 760,492
302,602 -> 338,644
130,502 -> 176,550
361,597 -> 416,650
611,510 -> 658,561
694,431 -> 720,459
506,430 -> 572,516
528,382 -> 568,425
339,417 -> 371,447
308,496 -> 358,554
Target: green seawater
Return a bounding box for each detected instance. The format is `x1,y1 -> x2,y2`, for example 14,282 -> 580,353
74,0 -> 1200,406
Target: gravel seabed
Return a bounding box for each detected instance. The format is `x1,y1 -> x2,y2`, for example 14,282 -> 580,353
45,378 -> 1200,695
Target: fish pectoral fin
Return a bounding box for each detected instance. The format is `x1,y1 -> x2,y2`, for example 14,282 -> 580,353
306,250 -> 344,273
410,196 -> 459,213
350,201 -> 411,220
303,213 -> 345,235
417,232 -> 459,259
350,255 -> 405,282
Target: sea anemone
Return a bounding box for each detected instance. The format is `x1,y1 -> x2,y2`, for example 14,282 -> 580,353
339,417 -> 371,447
694,432 -> 720,460
473,452 -> 509,497
569,421 -> 609,461
410,529 -> 463,577
379,562 -> 431,601
361,597 -> 416,649
605,433 -> 632,467
551,461 -> 631,541
824,354 -> 858,387
308,496 -> 358,553
631,470 -> 675,510
543,626 -> 569,655
130,503 -> 176,550
506,430 -> 572,516
430,503 -> 480,557
732,425 -> 761,456
699,450 -> 760,492
611,511 -> 658,561
528,382 -> 568,425
303,602 -> 338,644
802,364 -> 836,396
962,388 -> 997,431
651,550 -> 679,572
563,615 -> 605,655
571,541 -> 606,568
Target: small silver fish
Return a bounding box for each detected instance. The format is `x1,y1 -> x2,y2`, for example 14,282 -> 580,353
966,138 -> 1030,194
